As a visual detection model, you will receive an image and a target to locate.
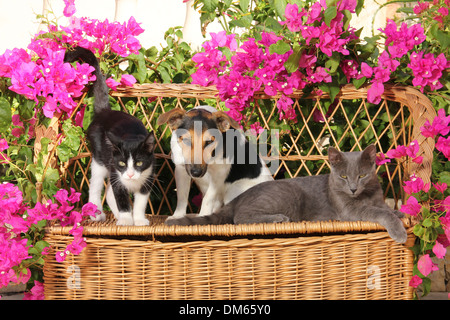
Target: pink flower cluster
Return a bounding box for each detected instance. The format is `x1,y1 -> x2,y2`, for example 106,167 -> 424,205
365,19 -> 449,103
0,181 -> 97,299
408,51 -> 449,92
192,1 -> 361,123
56,15 -> 144,57
282,1 -> 356,57
0,3 -> 143,119
421,108 -> 450,161
0,138 -> 9,164
373,108 -> 450,289
375,140 -> 423,165
413,0 -> 450,27
0,48 -> 96,118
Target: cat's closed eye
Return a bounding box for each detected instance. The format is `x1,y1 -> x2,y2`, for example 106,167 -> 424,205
340,174 -> 347,179
359,174 -> 367,178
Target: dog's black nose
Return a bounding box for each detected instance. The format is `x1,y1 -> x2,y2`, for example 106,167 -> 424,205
190,167 -> 205,178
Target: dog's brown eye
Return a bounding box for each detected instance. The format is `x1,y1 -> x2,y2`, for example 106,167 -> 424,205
180,137 -> 191,146
204,139 -> 214,147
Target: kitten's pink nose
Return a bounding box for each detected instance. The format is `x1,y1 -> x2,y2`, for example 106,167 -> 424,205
127,172 -> 135,178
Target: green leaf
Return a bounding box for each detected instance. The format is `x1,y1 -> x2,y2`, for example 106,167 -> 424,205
355,0 -> 364,15
0,97 -> 12,132
421,277 -> 432,297
269,40 -> 291,55
240,0 -> 250,12
271,0 -> 288,19
423,218 -> 432,227
284,45 -> 302,73
324,6 -> 337,27
430,23 -> 450,49
229,15 -> 253,28
413,224 -> 425,237
203,0 -> 218,13
145,46 -> 158,59
324,52 -> 340,74
352,76 -> 366,89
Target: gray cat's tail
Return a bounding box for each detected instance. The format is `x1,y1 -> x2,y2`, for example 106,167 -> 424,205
165,206 -> 235,226
64,46 -> 110,113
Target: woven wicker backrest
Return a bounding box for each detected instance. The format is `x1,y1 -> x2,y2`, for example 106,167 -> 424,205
59,83 -> 436,216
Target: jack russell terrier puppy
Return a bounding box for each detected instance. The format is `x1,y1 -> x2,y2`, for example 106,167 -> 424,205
157,105 -> 273,223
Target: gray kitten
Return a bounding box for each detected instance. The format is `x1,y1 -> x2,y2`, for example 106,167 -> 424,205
165,145 -> 407,243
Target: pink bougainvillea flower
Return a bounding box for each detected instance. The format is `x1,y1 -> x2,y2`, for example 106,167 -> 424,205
432,241 -> 447,259
120,74 -> 137,87
23,281 -> 45,300
105,77 -> 120,90
409,275 -> 423,288
63,0 -> 76,17
360,62 -> 373,78
408,51 -> 449,92
250,122 -> 265,136
192,193 -> 203,208
403,174 -> 430,194
375,152 -> 391,165
367,81 -> 384,104
0,139 -> 8,152
281,4 -> 305,32
433,182 -> 448,194
413,1 -> 430,14
418,254 -> 439,276
276,95 -> 296,122
436,136 -> 450,160
420,108 -> 450,138
400,196 -> 422,216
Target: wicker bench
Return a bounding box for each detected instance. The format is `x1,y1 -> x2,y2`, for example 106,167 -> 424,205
44,84 -> 436,299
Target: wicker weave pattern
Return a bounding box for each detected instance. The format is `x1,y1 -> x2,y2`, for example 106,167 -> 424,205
44,84 -> 436,300
44,229 -> 414,300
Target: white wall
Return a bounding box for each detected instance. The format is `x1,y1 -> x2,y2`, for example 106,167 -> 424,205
0,0 -> 213,54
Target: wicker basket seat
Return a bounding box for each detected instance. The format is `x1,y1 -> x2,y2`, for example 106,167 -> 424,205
43,83 -> 436,300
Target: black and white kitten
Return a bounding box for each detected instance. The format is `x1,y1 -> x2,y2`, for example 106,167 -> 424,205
64,47 -> 156,226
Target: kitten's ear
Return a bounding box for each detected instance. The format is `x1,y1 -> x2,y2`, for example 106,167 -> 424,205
157,108 -> 186,130
105,132 -> 121,151
328,147 -> 343,166
361,144 -> 377,164
212,111 -> 240,132
143,132 -> 156,152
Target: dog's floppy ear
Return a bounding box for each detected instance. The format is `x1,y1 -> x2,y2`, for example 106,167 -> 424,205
157,108 -> 186,130
212,111 -> 240,132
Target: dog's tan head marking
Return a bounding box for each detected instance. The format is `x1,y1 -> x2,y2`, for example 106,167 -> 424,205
158,107 -> 241,178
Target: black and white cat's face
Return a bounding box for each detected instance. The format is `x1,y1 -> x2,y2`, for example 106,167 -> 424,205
328,145 -> 377,197
108,133 -> 156,189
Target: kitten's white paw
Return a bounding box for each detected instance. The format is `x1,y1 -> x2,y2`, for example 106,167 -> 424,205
116,213 -> 134,226
134,218 -> 150,226
90,212 -> 106,222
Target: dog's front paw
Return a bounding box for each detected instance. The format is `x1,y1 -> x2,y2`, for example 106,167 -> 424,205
134,218 -> 150,226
